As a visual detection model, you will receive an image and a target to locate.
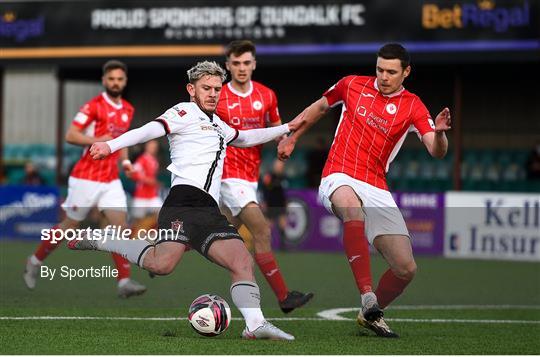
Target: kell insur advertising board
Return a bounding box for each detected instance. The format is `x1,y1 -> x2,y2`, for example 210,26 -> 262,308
445,192 -> 540,261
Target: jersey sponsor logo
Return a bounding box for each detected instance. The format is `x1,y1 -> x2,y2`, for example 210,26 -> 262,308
385,103 -> 397,115
200,124 -> 225,138
177,109 -> 187,117
228,103 -> 239,109
121,113 -> 129,122
230,117 -> 241,126
356,105 -> 367,117
252,100 -> 262,111
107,112 -> 115,118
361,93 -> 375,98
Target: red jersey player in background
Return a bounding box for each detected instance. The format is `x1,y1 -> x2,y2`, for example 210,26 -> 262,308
216,40 -> 313,313
278,43 -> 451,336
129,140 -> 162,233
23,60 -> 146,298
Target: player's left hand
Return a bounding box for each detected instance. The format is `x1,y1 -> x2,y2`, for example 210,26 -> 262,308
278,136 -> 296,161
90,142 -> 112,160
434,107 -> 452,133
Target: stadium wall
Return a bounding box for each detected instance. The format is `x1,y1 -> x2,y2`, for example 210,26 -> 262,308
2,67 -> 57,145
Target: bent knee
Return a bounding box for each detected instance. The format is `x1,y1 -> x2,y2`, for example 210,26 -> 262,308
230,251 -> 254,275
392,261 -> 417,281
145,258 -> 176,276
337,206 -> 363,221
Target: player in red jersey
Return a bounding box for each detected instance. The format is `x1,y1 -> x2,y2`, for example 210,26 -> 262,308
129,140 -> 162,231
216,40 -> 313,313
278,44 -> 451,336
23,60 -> 146,298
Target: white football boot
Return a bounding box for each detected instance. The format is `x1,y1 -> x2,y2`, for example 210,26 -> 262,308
23,256 -> 41,289
242,321 -> 295,341
117,279 -> 147,299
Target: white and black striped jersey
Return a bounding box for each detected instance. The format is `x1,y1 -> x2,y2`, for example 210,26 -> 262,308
155,102 -> 239,204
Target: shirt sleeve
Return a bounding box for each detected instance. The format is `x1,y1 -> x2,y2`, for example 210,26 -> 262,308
106,121 -> 166,153
72,101 -> 95,129
219,120 -> 239,144
267,89 -> 281,124
322,75 -> 354,108
411,97 -> 435,137
154,104 -> 190,135
231,124 -> 290,148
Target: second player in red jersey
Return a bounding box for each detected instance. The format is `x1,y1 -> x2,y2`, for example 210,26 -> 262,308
217,79 -> 280,182
217,40 -> 313,313
322,75 -> 434,190
279,44 -> 451,337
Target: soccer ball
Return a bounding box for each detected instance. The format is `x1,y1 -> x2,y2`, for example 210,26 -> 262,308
188,294 -> 231,337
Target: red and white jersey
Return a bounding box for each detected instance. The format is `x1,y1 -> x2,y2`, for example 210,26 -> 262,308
132,153 -> 160,199
322,76 -> 434,191
70,92 -> 134,182
216,81 -> 281,182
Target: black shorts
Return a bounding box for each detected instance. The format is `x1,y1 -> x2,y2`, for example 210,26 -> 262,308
156,185 -> 242,258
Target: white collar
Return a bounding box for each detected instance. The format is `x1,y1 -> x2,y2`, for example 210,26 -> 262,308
227,81 -> 253,98
373,79 -> 405,98
102,92 -> 123,109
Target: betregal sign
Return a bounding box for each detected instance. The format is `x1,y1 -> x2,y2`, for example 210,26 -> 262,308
444,192 -> 540,261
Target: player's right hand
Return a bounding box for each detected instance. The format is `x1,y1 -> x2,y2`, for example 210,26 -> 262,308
90,142 -> 112,160
278,136 -> 296,161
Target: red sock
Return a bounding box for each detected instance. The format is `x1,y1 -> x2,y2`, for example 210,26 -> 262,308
34,225 -> 63,261
254,252 -> 288,302
375,269 -> 412,309
343,221 -> 372,294
111,253 -> 131,281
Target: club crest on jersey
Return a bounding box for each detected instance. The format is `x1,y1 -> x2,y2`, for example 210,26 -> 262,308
252,101 -> 263,111
385,103 -> 397,115
171,219 -> 184,233
121,113 -> 129,122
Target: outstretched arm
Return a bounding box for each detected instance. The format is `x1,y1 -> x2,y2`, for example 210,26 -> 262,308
90,121 -> 166,160
65,124 -> 113,147
422,107 -> 451,159
277,96 -> 330,161
231,124 -> 291,148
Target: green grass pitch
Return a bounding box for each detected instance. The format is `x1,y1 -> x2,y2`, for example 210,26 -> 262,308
1,241 -> 539,354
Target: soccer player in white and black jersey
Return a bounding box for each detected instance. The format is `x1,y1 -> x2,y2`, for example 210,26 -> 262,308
69,61 -> 304,340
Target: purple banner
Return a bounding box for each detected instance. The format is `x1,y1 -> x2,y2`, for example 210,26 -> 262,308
273,189 -> 444,255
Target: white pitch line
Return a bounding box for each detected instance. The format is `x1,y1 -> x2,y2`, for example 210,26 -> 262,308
316,306 -> 540,323
388,305 -> 540,310
389,318 -> 540,324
